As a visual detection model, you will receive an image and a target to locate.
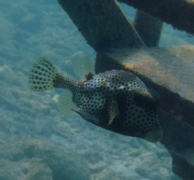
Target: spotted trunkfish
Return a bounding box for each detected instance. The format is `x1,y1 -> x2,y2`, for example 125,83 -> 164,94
28,57 -> 163,143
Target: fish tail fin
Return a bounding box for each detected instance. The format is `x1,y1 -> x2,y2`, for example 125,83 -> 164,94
28,57 -> 71,91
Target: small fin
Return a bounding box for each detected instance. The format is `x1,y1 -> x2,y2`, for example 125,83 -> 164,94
28,57 -> 60,91
71,52 -> 94,79
57,91 -> 76,116
134,89 -> 158,109
148,88 -> 160,104
107,98 -> 120,126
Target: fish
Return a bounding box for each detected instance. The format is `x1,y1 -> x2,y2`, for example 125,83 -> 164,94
28,57 -> 163,143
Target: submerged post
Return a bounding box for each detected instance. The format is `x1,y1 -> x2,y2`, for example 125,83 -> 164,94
134,10 -> 163,47
57,0 -> 144,52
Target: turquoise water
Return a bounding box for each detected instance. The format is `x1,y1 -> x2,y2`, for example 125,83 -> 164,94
0,0 -> 193,179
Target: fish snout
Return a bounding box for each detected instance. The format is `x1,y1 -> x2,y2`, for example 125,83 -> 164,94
144,129 -> 163,143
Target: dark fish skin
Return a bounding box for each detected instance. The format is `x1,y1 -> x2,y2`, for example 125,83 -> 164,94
28,57 -> 163,143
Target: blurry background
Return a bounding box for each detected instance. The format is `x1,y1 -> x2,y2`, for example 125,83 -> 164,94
0,0 -> 193,179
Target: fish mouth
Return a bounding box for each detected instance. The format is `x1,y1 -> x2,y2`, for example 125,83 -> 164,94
144,129 -> 163,143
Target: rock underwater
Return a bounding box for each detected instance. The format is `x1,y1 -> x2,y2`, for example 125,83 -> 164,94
0,138 -> 91,180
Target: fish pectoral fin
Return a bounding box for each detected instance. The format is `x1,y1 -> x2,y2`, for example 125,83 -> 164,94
57,91 -> 76,116
107,98 -> 120,126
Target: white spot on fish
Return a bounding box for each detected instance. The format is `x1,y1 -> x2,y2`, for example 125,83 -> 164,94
118,85 -> 125,89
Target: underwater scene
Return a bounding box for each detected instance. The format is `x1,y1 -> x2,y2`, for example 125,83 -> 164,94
0,0 -> 194,179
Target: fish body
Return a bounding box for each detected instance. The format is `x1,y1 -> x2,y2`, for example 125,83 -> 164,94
29,57 -> 162,142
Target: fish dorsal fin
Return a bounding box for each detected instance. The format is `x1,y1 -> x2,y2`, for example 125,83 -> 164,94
107,98 -> 120,126
85,72 -> 94,80
57,91 -> 76,116
71,52 -> 94,80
